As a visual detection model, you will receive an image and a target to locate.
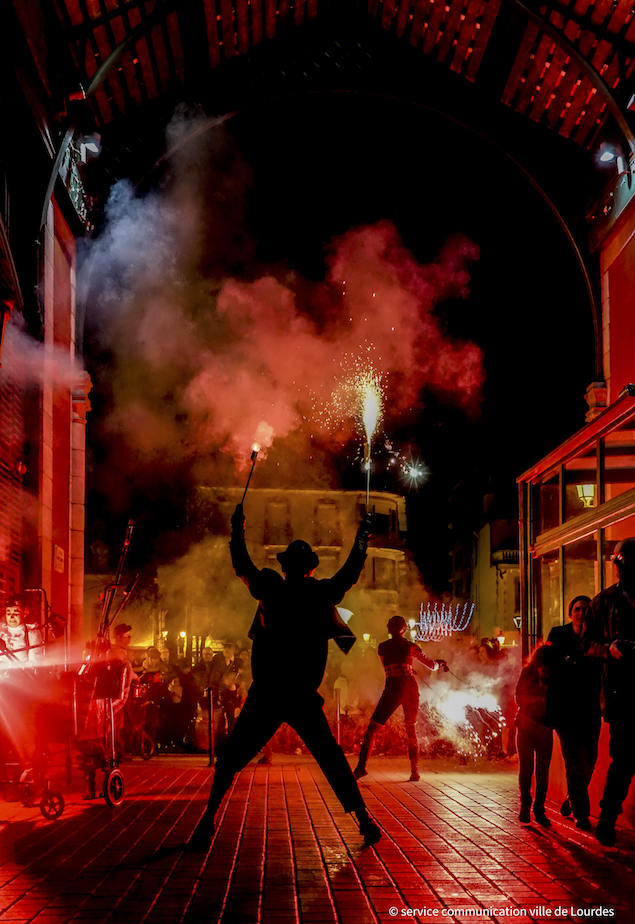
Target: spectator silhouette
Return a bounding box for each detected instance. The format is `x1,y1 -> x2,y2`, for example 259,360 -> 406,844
515,646 -> 553,826
585,537 -> 635,846
547,595 -> 601,831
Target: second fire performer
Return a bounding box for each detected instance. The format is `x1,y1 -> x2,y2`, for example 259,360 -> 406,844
189,503 -> 381,848
354,615 -> 447,782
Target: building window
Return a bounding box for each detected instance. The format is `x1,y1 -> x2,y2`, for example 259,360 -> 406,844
372,556 -> 396,590
315,502 -> 341,547
264,501 -> 291,546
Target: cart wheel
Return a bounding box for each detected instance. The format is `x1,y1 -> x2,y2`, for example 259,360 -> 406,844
140,733 -> 155,761
40,791 -> 64,820
19,770 -> 38,807
103,769 -> 125,807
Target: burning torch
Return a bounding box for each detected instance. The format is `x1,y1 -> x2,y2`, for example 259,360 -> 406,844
241,444 -> 260,504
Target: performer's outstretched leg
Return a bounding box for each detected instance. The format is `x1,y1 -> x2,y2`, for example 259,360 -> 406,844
354,720 -> 381,780
189,686 -> 280,847
289,699 -> 381,844
406,723 -> 419,782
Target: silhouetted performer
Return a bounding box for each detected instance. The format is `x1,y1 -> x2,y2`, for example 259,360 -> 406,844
353,615 -> 446,782
189,504 -> 381,847
515,646 -> 553,827
585,537 -> 635,846
546,595 -> 601,831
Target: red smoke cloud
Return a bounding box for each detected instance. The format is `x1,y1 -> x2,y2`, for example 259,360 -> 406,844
177,221 -> 483,468
90,181 -> 483,478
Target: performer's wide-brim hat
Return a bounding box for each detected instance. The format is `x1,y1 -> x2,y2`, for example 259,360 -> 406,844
277,540 -> 319,573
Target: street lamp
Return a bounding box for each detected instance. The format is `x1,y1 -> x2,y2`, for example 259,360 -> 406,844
576,484 -> 596,508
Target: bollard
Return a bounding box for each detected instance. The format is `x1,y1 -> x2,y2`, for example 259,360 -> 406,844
206,687 -> 214,767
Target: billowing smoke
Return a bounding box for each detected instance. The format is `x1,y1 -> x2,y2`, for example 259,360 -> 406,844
82,113 -> 486,656
83,118 -> 484,482
324,633 -> 522,762
0,320 -> 82,390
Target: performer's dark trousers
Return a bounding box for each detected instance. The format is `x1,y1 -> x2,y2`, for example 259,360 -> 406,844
204,684 -> 365,819
600,714 -> 635,818
555,718 -> 600,822
517,724 -> 553,809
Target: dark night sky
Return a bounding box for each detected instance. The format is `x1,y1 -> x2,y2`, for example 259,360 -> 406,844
85,91 -> 595,589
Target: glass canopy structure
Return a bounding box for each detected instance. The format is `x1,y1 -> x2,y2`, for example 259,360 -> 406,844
518,390 -> 635,652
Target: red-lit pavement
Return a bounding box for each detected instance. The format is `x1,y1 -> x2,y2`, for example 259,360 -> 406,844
0,756 -> 633,924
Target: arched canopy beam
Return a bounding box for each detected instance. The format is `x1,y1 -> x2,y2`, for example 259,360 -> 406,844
39,0 -> 178,231
505,0 -> 635,159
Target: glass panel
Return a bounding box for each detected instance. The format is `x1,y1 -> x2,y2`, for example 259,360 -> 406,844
603,513 -> 635,588
563,534 -> 598,618
536,472 -> 560,533
563,444 -> 598,521
602,422 -> 635,504
536,548 -> 561,639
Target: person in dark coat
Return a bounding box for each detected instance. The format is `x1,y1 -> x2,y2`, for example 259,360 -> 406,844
584,537 -> 635,846
189,503 -> 380,847
515,645 -> 553,826
353,614 -> 447,782
546,595 -> 601,831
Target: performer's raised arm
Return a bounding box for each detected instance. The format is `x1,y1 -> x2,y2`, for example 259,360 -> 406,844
325,513 -> 373,603
229,503 -> 261,594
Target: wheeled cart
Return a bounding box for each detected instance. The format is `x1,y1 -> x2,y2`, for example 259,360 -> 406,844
74,658 -> 131,807
0,667 -> 67,820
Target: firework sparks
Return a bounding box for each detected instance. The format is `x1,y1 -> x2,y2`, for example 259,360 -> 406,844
311,354 -> 385,433
358,369 -> 383,505
401,457 -> 429,491
360,371 -> 382,446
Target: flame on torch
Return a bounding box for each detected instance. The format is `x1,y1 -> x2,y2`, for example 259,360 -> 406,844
240,421 -> 273,503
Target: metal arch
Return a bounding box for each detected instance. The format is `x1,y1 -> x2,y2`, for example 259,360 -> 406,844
504,0 -> 635,159
39,0 -> 608,378
129,96 -> 605,384
367,92 -> 605,383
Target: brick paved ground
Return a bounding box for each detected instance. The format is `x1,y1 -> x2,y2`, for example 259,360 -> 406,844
0,755 -> 634,924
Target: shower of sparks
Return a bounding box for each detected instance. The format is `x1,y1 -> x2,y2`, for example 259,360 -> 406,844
311,355 -> 385,446
361,372 -> 382,446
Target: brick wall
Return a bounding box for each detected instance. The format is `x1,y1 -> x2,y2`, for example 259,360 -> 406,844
0,329 -> 25,601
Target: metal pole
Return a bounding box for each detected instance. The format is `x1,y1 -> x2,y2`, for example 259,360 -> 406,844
241,449 -> 259,504
206,688 -> 214,767
334,688 -> 341,746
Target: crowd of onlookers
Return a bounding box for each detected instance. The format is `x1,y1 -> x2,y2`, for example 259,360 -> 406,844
108,625 -> 253,757
514,537 -> 635,848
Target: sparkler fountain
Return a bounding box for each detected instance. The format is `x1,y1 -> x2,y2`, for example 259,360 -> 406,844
359,372 -> 383,509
